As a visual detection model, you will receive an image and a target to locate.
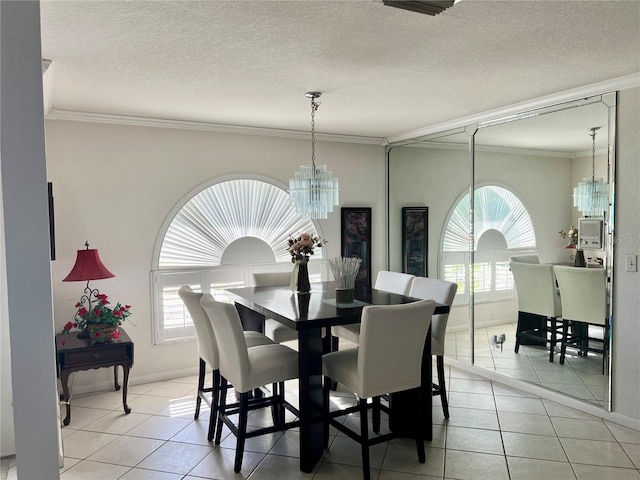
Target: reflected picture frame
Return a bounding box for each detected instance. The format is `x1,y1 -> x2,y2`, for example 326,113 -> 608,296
341,207 -> 372,287
402,206 -> 428,277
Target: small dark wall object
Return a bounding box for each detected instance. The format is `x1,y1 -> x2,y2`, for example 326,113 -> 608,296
48,182 -> 55,261
402,207 -> 428,277
341,207 -> 372,287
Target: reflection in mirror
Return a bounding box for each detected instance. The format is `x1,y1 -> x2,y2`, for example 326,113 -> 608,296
472,96 -> 613,409
387,128 -> 472,367
387,93 -> 615,411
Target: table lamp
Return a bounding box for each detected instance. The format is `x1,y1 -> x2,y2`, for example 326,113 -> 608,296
63,241 -> 115,337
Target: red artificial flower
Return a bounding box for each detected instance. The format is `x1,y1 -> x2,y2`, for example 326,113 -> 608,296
95,331 -> 101,337
93,308 -> 102,316
124,305 -> 131,309
63,321 -> 74,332
60,339 -> 66,346
96,293 -> 108,301
78,307 -> 88,317
75,302 -> 81,308
112,330 -> 120,340
113,310 -> 122,317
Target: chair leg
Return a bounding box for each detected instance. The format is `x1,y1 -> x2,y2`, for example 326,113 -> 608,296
415,387 -> 426,464
207,369 -> 220,441
359,398 -> 371,480
560,321 -> 569,365
214,377 -> 228,445
270,382 -> 280,425
437,355 -> 449,419
234,393 -> 249,473
549,317 -> 557,363
195,358 -> 206,419
372,396 -> 381,433
278,381 -> 286,425
322,375 -> 331,448
514,313 -> 522,353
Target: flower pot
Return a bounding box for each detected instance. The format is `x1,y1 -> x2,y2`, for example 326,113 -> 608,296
296,262 -> 311,294
86,324 -> 119,344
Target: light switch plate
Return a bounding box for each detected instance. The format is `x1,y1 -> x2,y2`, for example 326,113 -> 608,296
625,254 -> 637,272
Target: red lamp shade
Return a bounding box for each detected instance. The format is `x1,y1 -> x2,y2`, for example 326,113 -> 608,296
63,248 -> 115,282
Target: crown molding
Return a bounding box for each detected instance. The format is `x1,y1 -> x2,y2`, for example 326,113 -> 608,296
384,73 -> 640,145
46,109 -> 385,146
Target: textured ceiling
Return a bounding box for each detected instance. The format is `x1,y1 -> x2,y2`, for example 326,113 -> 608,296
40,0 -> 640,141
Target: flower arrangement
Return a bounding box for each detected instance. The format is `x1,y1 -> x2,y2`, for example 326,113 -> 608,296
61,293 -> 131,341
288,233 -> 326,264
559,225 -> 578,248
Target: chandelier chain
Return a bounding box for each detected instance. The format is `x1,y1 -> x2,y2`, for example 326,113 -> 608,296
310,97 -> 320,168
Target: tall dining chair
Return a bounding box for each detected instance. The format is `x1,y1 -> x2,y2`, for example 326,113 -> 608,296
200,294 -> 300,473
252,272 -> 299,344
322,300 -> 436,480
331,270 -> 415,345
408,277 -> 458,418
177,286 -> 273,435
509,258 -> 562,362
553,266 -> 609,374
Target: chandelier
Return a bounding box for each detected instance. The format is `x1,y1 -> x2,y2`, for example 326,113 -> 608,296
289,92 -> 339,219
573,127 -> 608,217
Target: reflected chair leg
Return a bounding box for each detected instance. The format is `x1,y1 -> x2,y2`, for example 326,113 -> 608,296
514,315 -> 522,353
195,358 -> 205,419
271,382 -> 280,425
372,396 -> 381,433
359,398 -> 371,480
549,317 -> 557,363
278,381 -> 286,425
234,393 -> 248,473
207,369 -> 220,441
560,321 -> 569,365
215,377 -> 228,445
330,335 -> 339,391
437,355 -> 449,419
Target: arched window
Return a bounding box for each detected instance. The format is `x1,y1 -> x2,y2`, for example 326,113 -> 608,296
151,176 -> 324,343
441,184 -> 536,303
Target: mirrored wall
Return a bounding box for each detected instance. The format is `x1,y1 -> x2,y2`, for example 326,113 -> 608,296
387,92 -> 616,409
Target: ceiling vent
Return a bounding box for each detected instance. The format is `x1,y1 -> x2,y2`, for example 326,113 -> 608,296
382,1 -> 455,16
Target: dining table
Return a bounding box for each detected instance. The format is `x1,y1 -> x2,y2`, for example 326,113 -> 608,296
225,280 -> 450,473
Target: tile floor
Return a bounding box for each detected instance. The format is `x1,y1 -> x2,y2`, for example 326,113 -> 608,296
447,321 -> 610,408
2,360 -> 638,480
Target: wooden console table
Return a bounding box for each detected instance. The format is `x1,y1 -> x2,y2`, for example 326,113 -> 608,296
55,328 -> 134,426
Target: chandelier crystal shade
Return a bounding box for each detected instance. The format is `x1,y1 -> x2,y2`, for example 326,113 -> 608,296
572,127 -> 608,217
289,92 -> 339,219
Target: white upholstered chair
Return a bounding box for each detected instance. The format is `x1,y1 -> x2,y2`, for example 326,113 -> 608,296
331,270 -> 415,344
509,259 -> 562,362
322,300 -> 436,480
510,254 -> 540,264
200,294 -> 300,473
252,272 -> 299,344
177,286 -> 273,439
553,266 -> 609,373
408,277 -> 457,418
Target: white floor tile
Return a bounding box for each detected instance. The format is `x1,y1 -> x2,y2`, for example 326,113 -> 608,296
187,447 -> 264,478
507,457 -> 577,480
62,430 -> 121,459
446,426 -> 504,455
86,435 -> 164,467
444,450 -> 509,480
572,463 -> 640,480
560,437 -> 636,468
125,415 -> 192,440
135,441 -> 213,475
59,460 -> 130,480
551,417 -> 616,441
502,431 -> 568,462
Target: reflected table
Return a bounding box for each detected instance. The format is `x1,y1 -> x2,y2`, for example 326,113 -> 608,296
226,281 -> 449,473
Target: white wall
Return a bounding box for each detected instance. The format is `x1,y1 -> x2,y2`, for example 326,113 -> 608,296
44,120 -> 385,389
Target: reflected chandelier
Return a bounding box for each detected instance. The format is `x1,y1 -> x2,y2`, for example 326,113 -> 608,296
573,127 -> 608,217
289,92 -> 339,219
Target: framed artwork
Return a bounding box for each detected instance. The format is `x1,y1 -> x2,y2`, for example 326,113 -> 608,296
402,207 -> 428,277
341,207 -> 372,287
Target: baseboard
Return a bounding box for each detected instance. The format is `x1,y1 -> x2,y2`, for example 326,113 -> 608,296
445,357 -> 640,432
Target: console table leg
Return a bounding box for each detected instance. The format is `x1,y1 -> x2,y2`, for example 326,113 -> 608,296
122,365 -> 131,414
114,365 -> 121,391
60,371 -> 71,426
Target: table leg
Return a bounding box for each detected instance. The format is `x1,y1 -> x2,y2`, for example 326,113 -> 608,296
114,365 -> 121,391
297,327 -> 324,473
122,364 -> 132,414
60,371 -> 72,426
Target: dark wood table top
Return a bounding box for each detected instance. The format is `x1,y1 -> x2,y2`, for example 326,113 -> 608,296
226,281 -> 449,331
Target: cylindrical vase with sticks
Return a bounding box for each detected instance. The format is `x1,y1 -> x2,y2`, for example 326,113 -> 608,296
329,257 -> 361,304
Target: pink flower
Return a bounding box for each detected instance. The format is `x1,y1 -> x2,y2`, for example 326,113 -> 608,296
112,330 -> 120,340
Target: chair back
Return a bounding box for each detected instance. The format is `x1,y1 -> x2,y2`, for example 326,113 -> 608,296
178,286 -> 218,369
509,260 -> 561,318
409,277 -> 457,356
553,266 -> 607,326
253,272 -> 291,287
200,294 -> 251,391
374,271 -> 415,296
357,299 -> 435,398
510,254 -> 540,264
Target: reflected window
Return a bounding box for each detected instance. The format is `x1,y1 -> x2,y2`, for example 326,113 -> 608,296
441,185 -> 536,303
